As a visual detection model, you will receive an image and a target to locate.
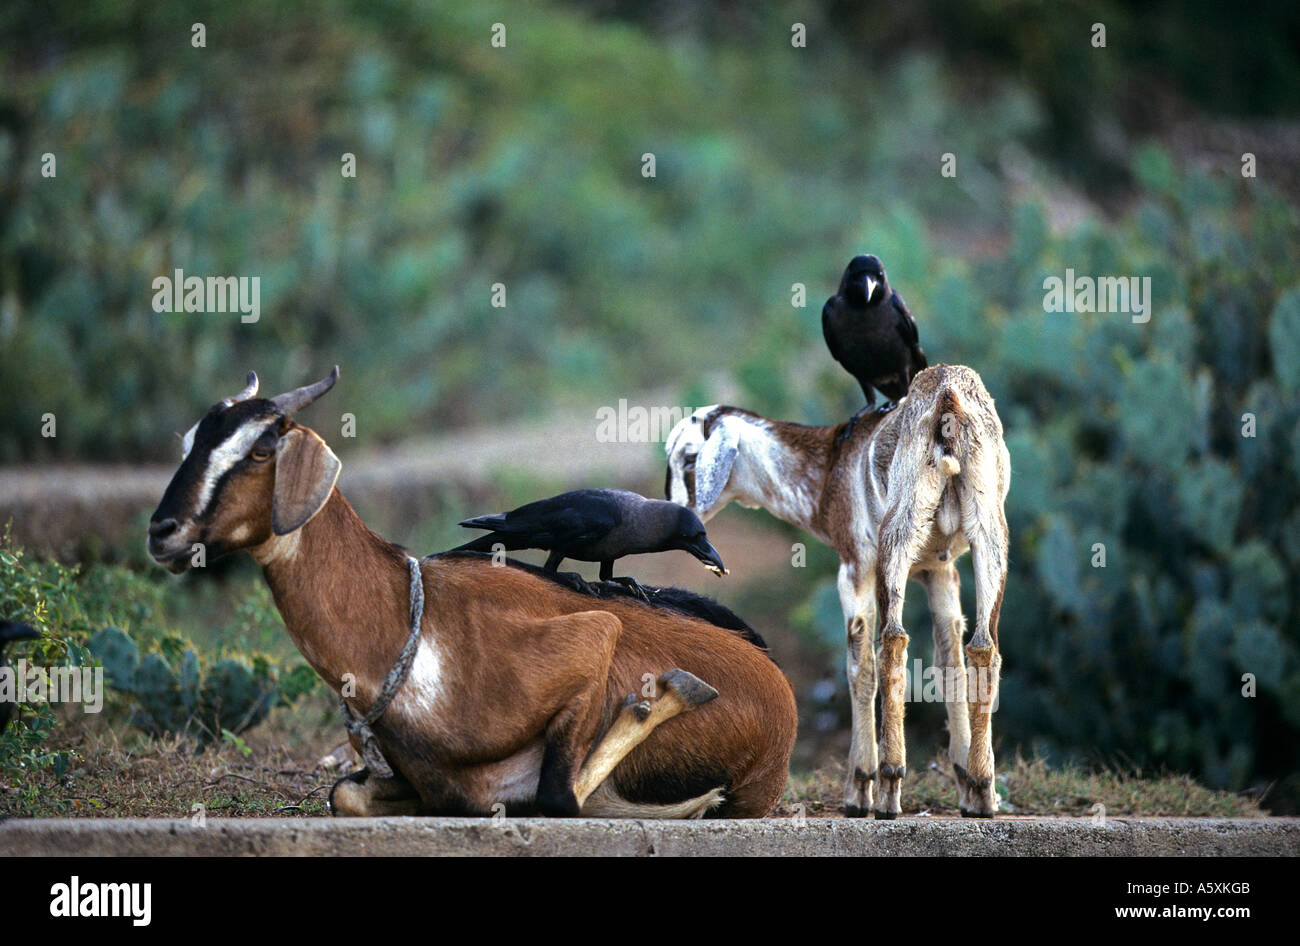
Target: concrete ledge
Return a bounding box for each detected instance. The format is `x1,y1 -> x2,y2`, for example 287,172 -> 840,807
2,816 -> 1297,856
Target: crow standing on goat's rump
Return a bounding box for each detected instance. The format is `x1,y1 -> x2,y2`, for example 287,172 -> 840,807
453,488 -> 727,598
822,254 -> 928,439
0,620 -> 40,734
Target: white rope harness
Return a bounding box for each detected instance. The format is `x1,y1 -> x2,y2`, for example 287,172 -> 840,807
337,555 -> 424,778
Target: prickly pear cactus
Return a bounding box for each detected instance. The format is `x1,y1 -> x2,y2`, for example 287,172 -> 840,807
132,652 -> 187,735
202,658 -> 278,735
88,626 -> 305,743
87,626 -> 139,690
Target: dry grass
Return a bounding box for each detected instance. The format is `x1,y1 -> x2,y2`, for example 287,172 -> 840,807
3,708 -> 1265,820
778,753 -> 1265,818
0,694 -> 348,820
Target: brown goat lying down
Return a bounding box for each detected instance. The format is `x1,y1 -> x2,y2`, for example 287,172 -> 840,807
147,368 -> 797,819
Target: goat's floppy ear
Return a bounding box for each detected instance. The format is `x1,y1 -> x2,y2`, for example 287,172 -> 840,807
272,428 -> 341,535
695,414 -> 740,516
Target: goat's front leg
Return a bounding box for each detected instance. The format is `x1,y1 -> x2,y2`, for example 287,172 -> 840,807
329,768 -> 422,816
838,563 -> 878,817
922,564 -> 974,812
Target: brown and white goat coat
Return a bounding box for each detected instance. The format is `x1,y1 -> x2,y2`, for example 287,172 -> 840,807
666,364 -> 1010,817
149,370 -> 797,819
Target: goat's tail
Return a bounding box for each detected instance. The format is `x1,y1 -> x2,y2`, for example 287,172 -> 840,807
933,386 -> 965,477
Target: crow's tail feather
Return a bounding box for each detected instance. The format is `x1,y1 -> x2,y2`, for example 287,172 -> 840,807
458,513 -> 508,531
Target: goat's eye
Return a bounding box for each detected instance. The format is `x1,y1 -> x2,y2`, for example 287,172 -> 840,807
250,447 -> 272,462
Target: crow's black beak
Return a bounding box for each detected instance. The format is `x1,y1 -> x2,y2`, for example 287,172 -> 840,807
685,536 -> 728,576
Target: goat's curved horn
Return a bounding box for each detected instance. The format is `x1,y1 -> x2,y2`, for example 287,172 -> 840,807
269,366 -> 340,416
216,370 -> 261,409
232,370 -> 259,403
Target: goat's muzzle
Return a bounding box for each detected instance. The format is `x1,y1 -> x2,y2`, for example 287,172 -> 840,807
147,517 -> 195,573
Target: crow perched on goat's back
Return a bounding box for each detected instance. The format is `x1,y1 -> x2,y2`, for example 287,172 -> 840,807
453,488 -> 727,598
822,254 -> 928,434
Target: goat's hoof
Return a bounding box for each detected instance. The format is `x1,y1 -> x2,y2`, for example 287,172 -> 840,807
961,808 -> 995,819
659,669 -> 718,707
873,809 -> 899,821
843,803 -> 869,818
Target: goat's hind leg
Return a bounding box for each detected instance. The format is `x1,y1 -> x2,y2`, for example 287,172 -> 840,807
532,611 -> 624,817
923,564 -> 974,813
962,517 -> 1007,818
875,511 -> 927,819
523,612 -> 718,816
839,563 -> 878,817
572,669 -> 718,810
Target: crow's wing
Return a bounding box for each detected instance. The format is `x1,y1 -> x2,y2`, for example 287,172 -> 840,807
892,292 -> 927,368
462,491 -> 621,551
822,297 -> 846,365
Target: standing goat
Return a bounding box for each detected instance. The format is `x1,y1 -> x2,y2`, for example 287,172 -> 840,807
148,368 -> 796,818
665,364 -> 1010,818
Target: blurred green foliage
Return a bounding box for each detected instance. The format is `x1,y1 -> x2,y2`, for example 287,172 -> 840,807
2,0 -> 1046,459
0,525 -> 92,794
1,528 -> 317,783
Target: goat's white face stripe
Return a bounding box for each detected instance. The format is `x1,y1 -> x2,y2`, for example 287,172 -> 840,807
194,418 -> 276,515
181,397 -> 238,461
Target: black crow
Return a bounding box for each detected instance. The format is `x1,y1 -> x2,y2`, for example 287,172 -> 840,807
0,620 -> 39,734
453,489 -> 727,598
822,254 -> 928,437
